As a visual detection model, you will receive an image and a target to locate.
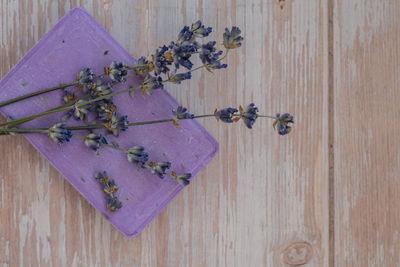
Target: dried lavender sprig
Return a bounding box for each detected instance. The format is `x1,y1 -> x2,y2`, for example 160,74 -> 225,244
0,115 -> 214,134
0,112 -> 287,135
0,63 -> 148,109
0,82 -> 143,129
0,21 -> 239,128
0,20 -> 227,108
0,71 -> 136,129
94,171 -> 122,212
0,52 -> 229,129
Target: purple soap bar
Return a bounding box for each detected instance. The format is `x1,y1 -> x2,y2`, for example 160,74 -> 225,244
0,7 -> 218,237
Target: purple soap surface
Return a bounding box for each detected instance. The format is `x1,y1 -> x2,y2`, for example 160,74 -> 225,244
0,7 -> 218,238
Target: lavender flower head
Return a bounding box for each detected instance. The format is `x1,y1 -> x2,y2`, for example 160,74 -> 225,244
146,161 -> 171,179
103,179 -> 119,196
72,100 -> 91,121
105,112 -> 129,136
141,75 -> 163,96
133,56 -> 150,77
108,61 -> 128,82
84,133 -> 108,153
95,172 -> 122,212
62,90 -> 75,104
96,102 -> 116,122
48,123 -> 72,144
95,171 -> 109,184
172,106 -> 194,127
177,25 -> 195,45
200,41 -> 227,70
191,20 -> 212,38
223,26 -> 243,49
215,107 -> 238,123
171,172 -> 191,186
77,68 -> 95,92
170,43 -> 197,70
153,46 -> 173,75
92,81 -> 113,97
127,146 -> 149,168
172,106 -> 194,120
169,72 -> 191,84
107,196 -> 122,212
240,103 -> 259,129
274,113 -> 294,135
77,68 -> 95,85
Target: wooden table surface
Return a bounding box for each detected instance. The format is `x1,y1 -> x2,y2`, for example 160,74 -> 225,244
1,0 -> 399,266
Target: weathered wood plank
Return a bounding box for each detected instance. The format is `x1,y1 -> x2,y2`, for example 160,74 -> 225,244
333,0 -> 400,266
0,1 -> 328,266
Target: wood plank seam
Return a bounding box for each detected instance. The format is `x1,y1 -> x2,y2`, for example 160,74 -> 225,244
328,0 -> 335,267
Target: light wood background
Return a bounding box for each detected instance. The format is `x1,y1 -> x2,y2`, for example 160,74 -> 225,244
0,0 -> 398,266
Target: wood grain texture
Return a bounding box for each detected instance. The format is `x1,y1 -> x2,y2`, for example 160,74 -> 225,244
333,0 -> 400,266
0,0 -> 328,266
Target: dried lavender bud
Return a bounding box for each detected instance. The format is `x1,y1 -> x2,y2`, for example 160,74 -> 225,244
73,100 -> 91,121
106,196 -> 122,212
103,179 -> 118,196
92,81 -> 113,97
153,46 -> 173,75
48,123 -> 72,144
170,43 -> 198,70
223,26 -> 243,49
127,146 -> 149,168
215,107 -> 238,123
95,171 -> 109,184
172,106 -> 194,120
199,41 -> 227,70
171,171 -> 191,186
77,68 -> 95,85
84,133 -> 108,153
133,56 -> 150,77
62,89 -> 75,104
146,161 -> 171,179
96,102 -> 116,122
168,72 -> 191,84
191,21 -> 212,38
108,61 -> 128,82
274,113 -> 294,135
200,41 -> 220,64
172,106 -> 194,127
105,112 -> 129,136
240,103 -> 259,129
141,75 -> 163,96
95,172 -> 122,212
177,25 -> 195,45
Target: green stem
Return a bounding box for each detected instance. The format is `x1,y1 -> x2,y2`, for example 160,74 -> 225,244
101,143 -> 128,153
0,128 -> 49,134
127,114 -> 215,126
258,115 -> 276,119
0,73 -> 105,108
0,81 -> 77,108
